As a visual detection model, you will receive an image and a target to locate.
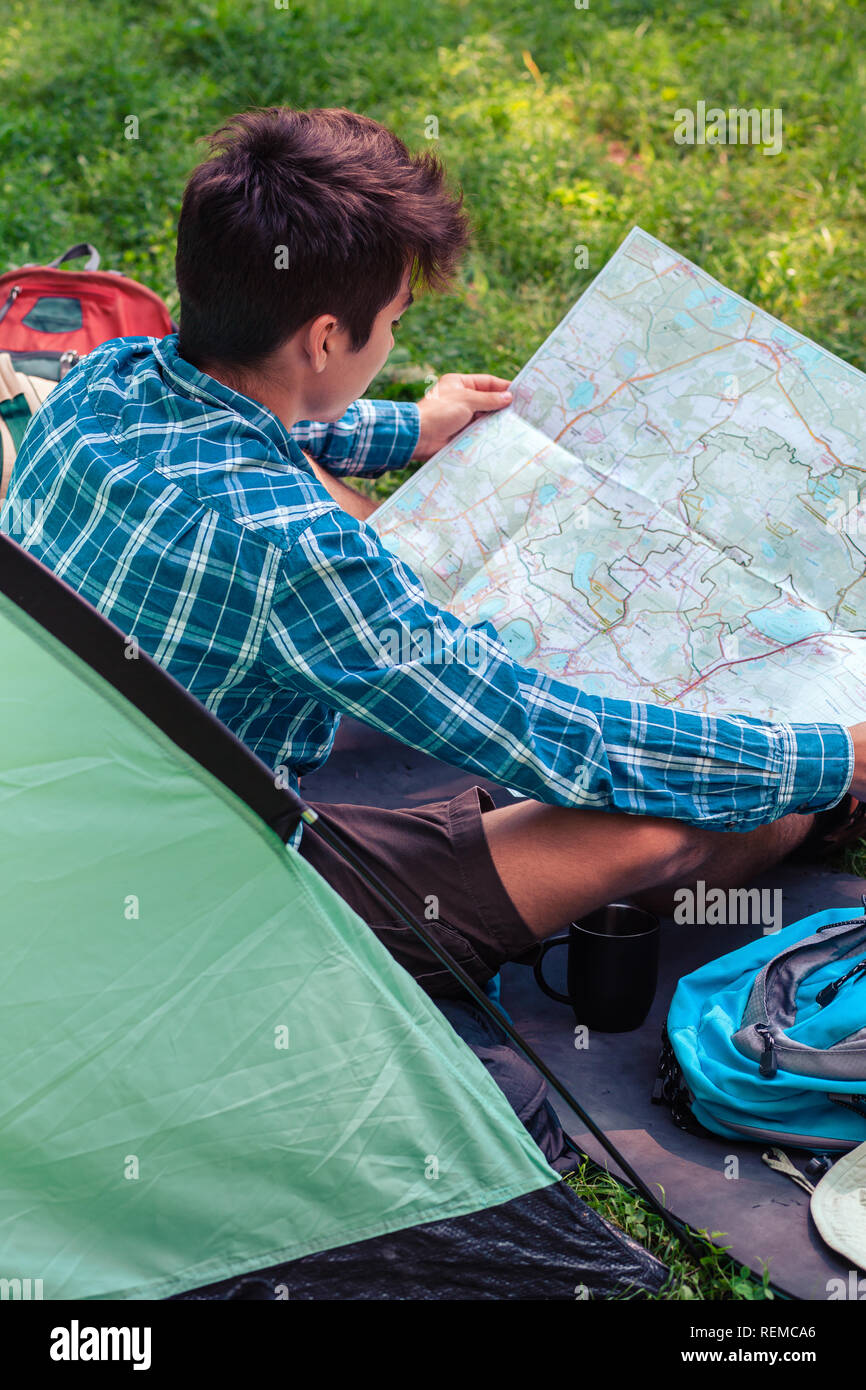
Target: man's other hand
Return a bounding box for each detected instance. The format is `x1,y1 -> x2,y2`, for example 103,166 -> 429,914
413,373 -> 513,462
847,722 -> 866,802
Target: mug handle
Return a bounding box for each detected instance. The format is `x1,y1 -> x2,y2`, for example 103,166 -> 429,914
533,934 -> 571,1004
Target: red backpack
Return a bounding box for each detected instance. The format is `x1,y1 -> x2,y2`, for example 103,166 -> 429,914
0,244 -> 176,499
0,243 -> 174,361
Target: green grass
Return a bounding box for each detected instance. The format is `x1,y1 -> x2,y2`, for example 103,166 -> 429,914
4,0 -> 866,397
3,0 -> 865,1298
562,1155 -> 780,1301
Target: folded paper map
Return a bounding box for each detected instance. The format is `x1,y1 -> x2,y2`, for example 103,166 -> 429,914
371,227 -> 866,722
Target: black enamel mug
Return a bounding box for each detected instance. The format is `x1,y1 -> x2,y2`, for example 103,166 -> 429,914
533,902 -> 660,1032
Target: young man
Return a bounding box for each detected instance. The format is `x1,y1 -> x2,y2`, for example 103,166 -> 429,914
3,106 -> 864,998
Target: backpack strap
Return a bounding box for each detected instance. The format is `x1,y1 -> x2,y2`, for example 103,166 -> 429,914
46,244 -> 101,272
761,1146 -> 816,1194
0,353 -> 56,501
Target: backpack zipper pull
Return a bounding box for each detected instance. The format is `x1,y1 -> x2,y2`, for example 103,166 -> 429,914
816,956 -> 866,1008
0,284 -> 21,327
755,1024 -> 778,1078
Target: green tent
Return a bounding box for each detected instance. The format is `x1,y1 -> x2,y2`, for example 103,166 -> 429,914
0,533 -> 666,1300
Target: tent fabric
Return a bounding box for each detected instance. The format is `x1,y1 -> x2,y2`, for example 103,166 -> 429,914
435,997 -> 573,1171
0,586 -> 562,1300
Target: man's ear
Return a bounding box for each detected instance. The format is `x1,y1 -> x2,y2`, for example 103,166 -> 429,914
307,312 -> 340,368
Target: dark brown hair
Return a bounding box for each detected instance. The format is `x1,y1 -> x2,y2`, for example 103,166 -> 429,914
175,106 -> 471,370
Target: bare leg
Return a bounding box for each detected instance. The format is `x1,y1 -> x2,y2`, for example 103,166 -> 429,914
480,799 -> 816,938
627,812 -> 815,919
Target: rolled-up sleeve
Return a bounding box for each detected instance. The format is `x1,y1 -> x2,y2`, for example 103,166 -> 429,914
291,399 -> 420,478
261,509 -> 854,829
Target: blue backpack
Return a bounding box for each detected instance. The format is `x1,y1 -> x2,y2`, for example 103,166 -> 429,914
653,898 -> 866,1152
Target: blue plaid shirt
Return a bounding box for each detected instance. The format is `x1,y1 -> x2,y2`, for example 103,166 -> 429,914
0,333 -> 853,849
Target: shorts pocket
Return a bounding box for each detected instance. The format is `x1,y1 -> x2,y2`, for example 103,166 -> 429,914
369,918 -> 493,997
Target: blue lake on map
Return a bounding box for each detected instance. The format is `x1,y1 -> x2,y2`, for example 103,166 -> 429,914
685,287 -> 711,310
683,286 -> 740,329
567,380 -> 595,409
497,618 -> 536,660
711,298 -> 740,328
747,606 -> 832,642
477,596 -> 506,620
794,344 -> 823,366
459,572 -> 489,599
572,552 -> 597,590
570,673 -> 609,696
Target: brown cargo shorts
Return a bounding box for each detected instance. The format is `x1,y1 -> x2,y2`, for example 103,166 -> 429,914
297,786 -> 539,998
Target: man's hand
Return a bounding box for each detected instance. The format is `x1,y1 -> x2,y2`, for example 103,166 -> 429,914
413,373 -> 513,463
